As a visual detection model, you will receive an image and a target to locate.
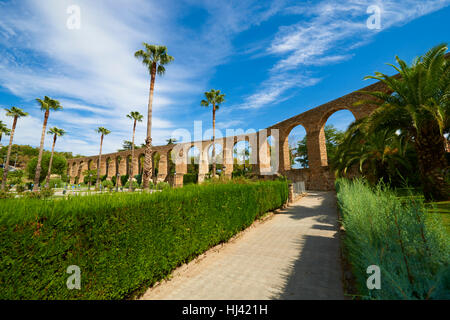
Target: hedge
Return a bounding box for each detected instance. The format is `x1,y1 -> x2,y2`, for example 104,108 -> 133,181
0,180 -> 288,299
336,179 -> 450,299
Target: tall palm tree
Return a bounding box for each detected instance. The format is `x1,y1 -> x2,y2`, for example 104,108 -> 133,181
45,127 -> 66,187
34,96 -> 63,191
201,89 -> 225,176
0,120 -> 10,145
356,44 -> 450,200
96,127 -> 111,189
126,111 -> 143,191
166,138 -> 177,145
1,107 -> 28,190
135,43 -> 174,189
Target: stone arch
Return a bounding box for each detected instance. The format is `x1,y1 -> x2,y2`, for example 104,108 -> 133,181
152,151 -> 160,180
281,122 -> 308,171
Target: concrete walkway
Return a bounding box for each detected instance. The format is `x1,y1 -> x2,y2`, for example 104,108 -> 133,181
140,191 -> 344,300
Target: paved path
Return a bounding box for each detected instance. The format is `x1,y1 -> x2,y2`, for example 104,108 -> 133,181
140,191 -> 344,300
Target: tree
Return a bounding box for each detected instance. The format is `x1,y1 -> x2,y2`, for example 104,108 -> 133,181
333,119 -> 418,186
34,96 -> 63,190
201,89 -> 226,177
1,107 -> 28,190
135,43 -> 174,189
126,111 -> 143,191
357,44 -> 450,200
95,127 -> 111,189
166,138 -> 177,145
0,121 -> 10,145
45,127 -> 66,187
26,153 -> 67,183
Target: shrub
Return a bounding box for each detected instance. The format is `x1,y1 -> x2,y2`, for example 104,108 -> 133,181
336,179 -> 450,299
101,180 -> 114,191
0,180 -> 288,299
15,184 -> 26,193
156,181 -> 170,190
124,180 -> 139,189
183,173 -> 198,185
120,175 -> 129,187
49,178 -> 65,188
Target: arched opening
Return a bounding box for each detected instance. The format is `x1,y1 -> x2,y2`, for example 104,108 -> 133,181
287,124 -> 308,169
185,146 -> 200,184
152,152 -> 160,179
233,140 -> 252,177
322,109 -> 356,167
207,143 -> 223,175
138,153 -> 145,175
105,157 -> 111,177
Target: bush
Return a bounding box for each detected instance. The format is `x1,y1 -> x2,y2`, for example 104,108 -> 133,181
101,180 -> 114,191
0,180 -> 288,299
156,181 -> 170,190
124,180 -> 139,189
49,178 -> 65,188
183,173 -> 198,185
120,175 -> 129,187
336,179 -> 449,299
24,187 -> 55,199
15,184 -> 26,193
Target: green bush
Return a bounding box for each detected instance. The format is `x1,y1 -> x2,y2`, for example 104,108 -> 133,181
124,180 -> 139,189
183,173 -> 198,185
101,180 -> 114,191
120,175 -> 129,187
15,184 -> 26,193
156,181 -> 170,190
0,180 -> 288,299
49,178 -> 65,188
336,179 -> 449,299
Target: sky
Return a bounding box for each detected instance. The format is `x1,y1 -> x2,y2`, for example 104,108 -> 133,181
0,0 -> 449,156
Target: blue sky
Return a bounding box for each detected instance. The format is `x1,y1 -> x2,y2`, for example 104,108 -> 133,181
0,0 -> 449,156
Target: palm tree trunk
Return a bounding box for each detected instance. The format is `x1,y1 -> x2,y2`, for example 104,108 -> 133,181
45,134 -> 57,188
129,120 -> 137,192
33,110 -> 49,191
142,63 -> 156,189
415,124 -> 450,201
96,134 -> 104,189
212,104 -> 216,177
1,117 -> 17,190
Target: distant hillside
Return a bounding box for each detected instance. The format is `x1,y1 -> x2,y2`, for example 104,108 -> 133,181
0,144 -> 84,169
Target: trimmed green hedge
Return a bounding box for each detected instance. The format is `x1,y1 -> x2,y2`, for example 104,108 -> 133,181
336,179 -> 450,299
0,180 -> 288,299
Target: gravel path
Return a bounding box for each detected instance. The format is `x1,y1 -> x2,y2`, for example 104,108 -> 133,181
140,191 -> 344,300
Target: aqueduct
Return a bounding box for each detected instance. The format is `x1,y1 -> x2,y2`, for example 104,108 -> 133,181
67,80 -> 391,191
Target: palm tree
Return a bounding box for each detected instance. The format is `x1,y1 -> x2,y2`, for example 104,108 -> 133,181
166,138 -> 177,145
135,43 -> 174,189
34,96 -> 63,191
96,127 -> 111,189
45,127 -> 66,187
356,44 -> 450,200
126,111 -> 143,191
0,121 -> 11,145
1,107 -> 28,190
201,89 -> 225,176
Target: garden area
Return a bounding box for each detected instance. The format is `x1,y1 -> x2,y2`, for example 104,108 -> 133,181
0,179 -> 288,299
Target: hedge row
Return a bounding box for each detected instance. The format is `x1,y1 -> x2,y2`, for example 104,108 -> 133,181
336,179 -> 449,299
0,180 -> 288,299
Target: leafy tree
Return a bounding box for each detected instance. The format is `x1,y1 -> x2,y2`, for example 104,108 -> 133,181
26,153 -> 67,184
45,127 -> 66,187
95,127 -> 111,189
34,96 -> 63,190
201,89 -> 226,177
1,107 -> 28,190
126,111 -> 143,191
135,43 -> 174,189
357,44 -> 450,200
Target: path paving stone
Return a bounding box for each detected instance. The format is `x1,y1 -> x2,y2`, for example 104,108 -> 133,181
140,191 -> 344,300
